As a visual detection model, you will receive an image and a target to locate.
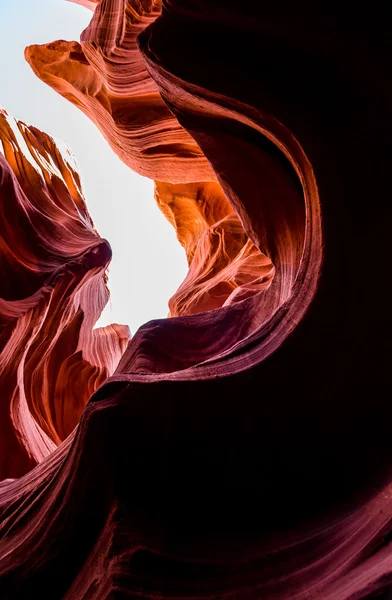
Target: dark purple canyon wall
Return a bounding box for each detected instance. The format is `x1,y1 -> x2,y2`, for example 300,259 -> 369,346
0,1 -> 391,598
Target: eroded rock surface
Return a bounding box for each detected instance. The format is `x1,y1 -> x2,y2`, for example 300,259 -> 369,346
0,109 -> 129,479
1,1 -> 392,599
25,0 -> 213,183
155,181 -> 274,316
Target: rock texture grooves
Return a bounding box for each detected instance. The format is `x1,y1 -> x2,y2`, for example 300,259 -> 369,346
25,0 -> 214,183
0,109 -> 129,479
155,181 -> 275,316
1,1 -> 391,599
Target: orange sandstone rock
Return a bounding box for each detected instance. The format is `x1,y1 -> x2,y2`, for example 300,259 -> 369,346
155,182 -> 274,316
25,0 -> 214,183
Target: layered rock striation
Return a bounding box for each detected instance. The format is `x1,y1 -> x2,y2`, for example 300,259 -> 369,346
0,1 -> 391,599
0,109 -> 129,479
25,0 -> 213,183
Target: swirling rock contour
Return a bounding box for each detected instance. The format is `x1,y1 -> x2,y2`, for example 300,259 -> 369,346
25,1 -> 284,321
0,1 -> 391,600
0,109 -> 129,479
25,0 -> 214,183
155,181 -> 274,316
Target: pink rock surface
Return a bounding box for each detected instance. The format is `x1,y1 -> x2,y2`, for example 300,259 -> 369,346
0,109 -> 129,479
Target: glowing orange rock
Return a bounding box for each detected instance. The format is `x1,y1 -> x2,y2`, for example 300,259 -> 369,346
25,0 -> 214,183
155,182 -> 274,316
25,0 -> 277,321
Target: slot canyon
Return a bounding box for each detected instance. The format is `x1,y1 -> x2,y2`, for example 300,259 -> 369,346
0,1 -> 391,598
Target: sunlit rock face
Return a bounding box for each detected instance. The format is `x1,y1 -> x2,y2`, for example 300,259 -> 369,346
25,0 -> 214,183
0,109 -> 129,479
155,181 -> 274,316
25,0 -> 278,321
1,1 -> 392,600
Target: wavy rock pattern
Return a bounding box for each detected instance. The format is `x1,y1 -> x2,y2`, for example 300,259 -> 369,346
155,181 -> 274,316
25,0 -> 214,183
1,1 -> 392,599
25,1 -> 279,320
0,109 -> 129,479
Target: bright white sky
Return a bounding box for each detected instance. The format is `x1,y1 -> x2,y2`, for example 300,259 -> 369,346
0,0 -> 187,334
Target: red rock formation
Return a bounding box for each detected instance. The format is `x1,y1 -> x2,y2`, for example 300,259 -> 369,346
25,1 -> 284,321
1,1 -> 392,599
25,0 -> 213,183
155,181 -> 274,316
0,109 -> 129,479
